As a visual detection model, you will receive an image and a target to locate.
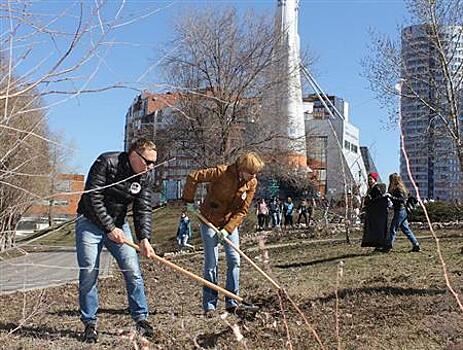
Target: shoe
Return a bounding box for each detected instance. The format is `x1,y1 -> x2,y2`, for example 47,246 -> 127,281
136,319 -> 154,338
83,324 -> 98,343
411,245 -> 421,252
204,309 -> 215,318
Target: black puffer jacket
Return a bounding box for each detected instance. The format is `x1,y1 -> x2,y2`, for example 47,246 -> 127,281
77,152 -> 154,241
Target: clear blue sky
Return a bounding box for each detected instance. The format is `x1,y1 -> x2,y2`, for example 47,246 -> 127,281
43,0 -> 408,178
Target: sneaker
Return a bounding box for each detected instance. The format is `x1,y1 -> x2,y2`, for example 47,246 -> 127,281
411,245 -> 421,252
136,319 -> 154,338
83,324 -> 98,343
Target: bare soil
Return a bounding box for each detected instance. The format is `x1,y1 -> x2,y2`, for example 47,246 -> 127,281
1,228 -> 462,350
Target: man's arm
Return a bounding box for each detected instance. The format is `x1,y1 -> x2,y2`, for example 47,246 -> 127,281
84,155 -> 116,233
182,165 -> 226,203
133,178 -> 154,242
223,179 -> 257,233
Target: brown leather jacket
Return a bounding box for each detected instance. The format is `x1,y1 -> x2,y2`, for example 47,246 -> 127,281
182,164 -> 257,233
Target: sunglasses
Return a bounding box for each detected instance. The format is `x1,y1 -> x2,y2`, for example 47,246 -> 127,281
136,151 -> 156,167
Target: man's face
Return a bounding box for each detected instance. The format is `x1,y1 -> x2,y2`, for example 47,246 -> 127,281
129,148 -> 157,174
368,175 -> 375,187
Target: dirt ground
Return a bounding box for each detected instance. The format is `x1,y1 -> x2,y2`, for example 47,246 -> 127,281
1,229 -> 462,350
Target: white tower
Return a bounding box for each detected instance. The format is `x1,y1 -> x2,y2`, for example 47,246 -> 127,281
273,0 -> 307,167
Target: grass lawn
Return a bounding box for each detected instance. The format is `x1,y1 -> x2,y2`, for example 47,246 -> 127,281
1,207 -> 462,349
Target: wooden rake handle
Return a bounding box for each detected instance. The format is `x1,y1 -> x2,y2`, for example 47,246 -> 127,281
194,212 -> 282,290
122,239 -> 243,303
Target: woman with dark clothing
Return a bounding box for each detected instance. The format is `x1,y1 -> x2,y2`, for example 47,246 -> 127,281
384,173 -> 420,252
297,199 -> 309,226
283,197 -> 295,229
361,172 -> 389,250
269,197 -> 282,228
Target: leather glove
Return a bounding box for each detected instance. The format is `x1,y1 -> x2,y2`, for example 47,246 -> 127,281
217,228 -> 229,243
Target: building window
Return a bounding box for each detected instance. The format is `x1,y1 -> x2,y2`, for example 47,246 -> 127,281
55,180 -> 71,192
344,140 -> 351,150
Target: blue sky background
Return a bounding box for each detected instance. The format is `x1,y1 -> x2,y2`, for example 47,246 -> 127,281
40,0 -> 409,178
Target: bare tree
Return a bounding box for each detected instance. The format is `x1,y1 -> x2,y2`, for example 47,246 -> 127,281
0,1 -> 169,251
363,0 -> 463,176
0,62 -> 51,251
159,7 -> 310,172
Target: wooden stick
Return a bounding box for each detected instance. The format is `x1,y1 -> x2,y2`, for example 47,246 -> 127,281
123,239 -> 243,303
194,212 -> 282,290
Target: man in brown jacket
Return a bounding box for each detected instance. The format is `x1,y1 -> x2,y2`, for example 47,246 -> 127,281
182,152 -> 264,316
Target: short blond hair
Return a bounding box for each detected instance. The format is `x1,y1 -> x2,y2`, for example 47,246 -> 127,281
236,152 -> 264,174
129,137 -> 156,154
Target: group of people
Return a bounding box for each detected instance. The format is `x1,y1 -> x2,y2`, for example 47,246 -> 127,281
75,137 -> 264,342
361,171 -> 421,253
256,197 -> 315,230
74,136 -> 422,344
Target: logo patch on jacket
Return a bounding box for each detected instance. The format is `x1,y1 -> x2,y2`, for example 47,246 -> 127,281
130,182 -> 141,195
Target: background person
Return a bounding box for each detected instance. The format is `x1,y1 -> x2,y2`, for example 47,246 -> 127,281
176,210 -> 194,250
360,172 -> 389,251
384,173 -> 421,252
256,198 -> 269,231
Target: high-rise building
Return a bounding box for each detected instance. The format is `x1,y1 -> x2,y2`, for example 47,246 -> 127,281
400,24 -> 463,201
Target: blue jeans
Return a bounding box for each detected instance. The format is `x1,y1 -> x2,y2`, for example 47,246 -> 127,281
75,216 -> 148,325
177,234 -> 189,248
387,208 -> 419,247
270,212 -> 281,227
200,223 -> 240,311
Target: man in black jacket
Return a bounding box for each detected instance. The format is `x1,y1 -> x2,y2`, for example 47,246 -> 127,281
76,138 -> 157,343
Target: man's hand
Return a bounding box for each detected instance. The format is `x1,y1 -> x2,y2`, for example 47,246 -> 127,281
108,227 -> 126,244
217,228 -> 229,243
139,238 -> 156,258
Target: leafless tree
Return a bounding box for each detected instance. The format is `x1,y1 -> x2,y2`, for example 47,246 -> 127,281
0,1 -> 169,251
363,0 -> 463,175
158,7 -> 313,174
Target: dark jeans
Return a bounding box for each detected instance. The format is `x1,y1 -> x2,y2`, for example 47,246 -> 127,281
257,214 -> 269,229
297,212 -> 308,225
284,214 -> 293,227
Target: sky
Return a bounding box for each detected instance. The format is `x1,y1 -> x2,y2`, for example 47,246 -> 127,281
30,0 -> 409,178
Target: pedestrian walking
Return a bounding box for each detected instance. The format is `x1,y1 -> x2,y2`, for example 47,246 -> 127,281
361,172 -> 389,250
384,173 -> 421,252
177,211 -> 194,250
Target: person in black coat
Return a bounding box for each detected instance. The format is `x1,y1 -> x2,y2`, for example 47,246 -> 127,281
361,172 -> 389,250
76,138 -> 157,343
